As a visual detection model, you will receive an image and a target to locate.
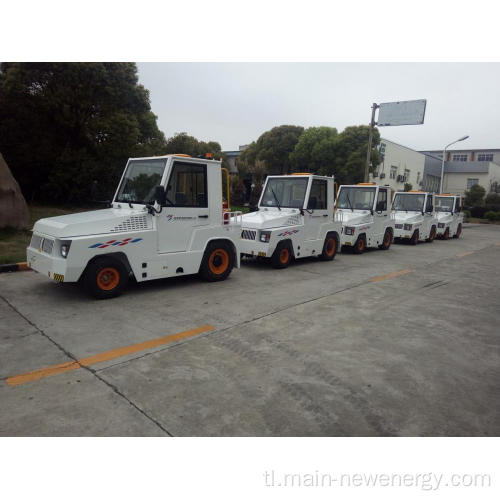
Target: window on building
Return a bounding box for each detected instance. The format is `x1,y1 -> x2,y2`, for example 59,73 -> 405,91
166,162 -> 208,207
390,166 -> 397,179
466,178 -> 479,190
452,154 -> 468,162
404,169 -> 410,182
416,172 -> 421,185
478,153 -> 494,162
307,179 -> 327,210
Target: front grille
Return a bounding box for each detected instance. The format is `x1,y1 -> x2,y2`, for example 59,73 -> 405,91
395,224 -> 403,229
42,238 -> 54,255
31,234 -> 42,249
111,215 -> 149,232
241,229 -> 257,240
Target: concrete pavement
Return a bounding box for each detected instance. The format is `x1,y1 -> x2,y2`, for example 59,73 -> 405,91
1,224 -> 499,436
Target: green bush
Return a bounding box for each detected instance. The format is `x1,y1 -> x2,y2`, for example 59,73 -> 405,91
485,211 -> 498,221
463,209 -> 471,218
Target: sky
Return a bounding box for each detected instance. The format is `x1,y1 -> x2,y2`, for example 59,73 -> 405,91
137,63 -> 500,153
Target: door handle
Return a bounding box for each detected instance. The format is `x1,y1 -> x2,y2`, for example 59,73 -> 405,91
198,214 -> 209,218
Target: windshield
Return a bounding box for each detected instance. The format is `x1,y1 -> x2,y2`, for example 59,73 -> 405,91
393,193 -> 425,212
337,187 -> 376,211
260,177 -> 309,208
435,197 -> 454,212
115,159 -> 166,205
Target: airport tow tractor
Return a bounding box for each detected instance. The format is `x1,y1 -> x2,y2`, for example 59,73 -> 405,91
27,154 -> 242,298
336,183 -> 394,254
239,174 -> 342,268
434,194 -> 464,239
392,190 -> 438,244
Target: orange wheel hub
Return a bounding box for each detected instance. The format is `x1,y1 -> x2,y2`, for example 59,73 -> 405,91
97,267 -> 120,291
208,249 -> 229,275
279,248 -> 290,264
326,238 -> 336,256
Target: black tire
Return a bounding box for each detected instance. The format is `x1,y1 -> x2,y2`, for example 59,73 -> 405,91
443,227 -> 450,240
319,232 -> 339,261
271,240 -> 293,268
200,240 -> 234,282
353,235 -> 366,255
426,225 -> 436,243
83,256 -> 129,299
410,229 -> 419,245
378,228 -> 392,250
454,223 -> 462,238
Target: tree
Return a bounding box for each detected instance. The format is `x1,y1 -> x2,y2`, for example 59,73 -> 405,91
484,192 -> 500,212
404,182 -> 413,192
289,126 -> 338,174
0,62 -> 166,203
239,125 -> 304,175
464,184 -> 486,208
164,132 -> 222,158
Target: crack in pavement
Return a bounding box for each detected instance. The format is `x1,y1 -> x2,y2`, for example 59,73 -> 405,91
0,294 -> 173,437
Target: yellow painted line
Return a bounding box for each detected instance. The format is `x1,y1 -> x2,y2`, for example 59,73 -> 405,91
6,324 -> 215,387
369,268 -> 413,283
457,251 -> 474,258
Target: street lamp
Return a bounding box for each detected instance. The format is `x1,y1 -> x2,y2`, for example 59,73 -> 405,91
439,135 -> 469,193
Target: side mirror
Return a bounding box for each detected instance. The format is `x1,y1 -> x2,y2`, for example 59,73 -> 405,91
154,185 -> 166,206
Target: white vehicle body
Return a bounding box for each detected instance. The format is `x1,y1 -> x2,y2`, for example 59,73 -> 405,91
240,174 -> 342,266
336,183 -> 395,253
392,191 -> 438,243
434,194 -> 464,239
27,155 -> 242,297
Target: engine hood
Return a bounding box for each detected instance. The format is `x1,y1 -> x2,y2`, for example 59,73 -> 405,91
436,212 -> 453,223
393,211 -> 423,223
339,210 -> 372,226
32,208 -> 153,238
241,210 -> 303,230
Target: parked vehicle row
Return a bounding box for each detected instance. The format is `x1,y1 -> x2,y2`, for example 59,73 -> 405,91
26,155 -> 464,299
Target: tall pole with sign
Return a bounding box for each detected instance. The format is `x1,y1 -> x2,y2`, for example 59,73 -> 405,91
364,99 -> 427,183
364,103 -> 379,182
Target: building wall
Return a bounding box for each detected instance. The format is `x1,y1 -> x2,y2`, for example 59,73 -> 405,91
442,162 -> 500,196
372,139 -> 425,192
421,149 -> 500,164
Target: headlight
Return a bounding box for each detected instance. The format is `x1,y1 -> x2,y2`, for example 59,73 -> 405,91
260,231 -> 271,243
344,226 -> 355,235
60,242 -> 71,258
404,223 -> 412,231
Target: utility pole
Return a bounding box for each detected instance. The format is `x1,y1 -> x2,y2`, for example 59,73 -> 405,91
364,103 -> 379,182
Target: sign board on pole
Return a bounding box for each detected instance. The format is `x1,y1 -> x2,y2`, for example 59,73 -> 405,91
377,99 -> 427,127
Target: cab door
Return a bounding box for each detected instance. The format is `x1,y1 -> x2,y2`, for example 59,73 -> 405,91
304,178 -> 328,241
373,187 -> 389,240
157,161 -> 210,253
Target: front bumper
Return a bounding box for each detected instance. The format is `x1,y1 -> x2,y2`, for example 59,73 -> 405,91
239,237 -> 270,257
27,247 -> 80,283
436,223 -> 449,235
394,227 -> 412,239
341,232 -> 357,246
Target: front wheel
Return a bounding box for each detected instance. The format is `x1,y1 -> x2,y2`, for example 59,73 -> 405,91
443,227 -> 450,240
319,233 -> 339,261
83,256 -> 129,299
353,235 -> 366,255
271,241 -> 293,268
378,229 -> 392,250
426,225 -> 436,243
410,229 -> 419,246
200,241 -> 234,282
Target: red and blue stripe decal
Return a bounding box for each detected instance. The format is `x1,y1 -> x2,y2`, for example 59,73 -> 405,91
89,238 -> 143,249
278,229 -> 299,237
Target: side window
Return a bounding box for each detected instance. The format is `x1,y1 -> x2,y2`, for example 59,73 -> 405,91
166,162 -> 207,207
454,197 -> 461,212
425,195 -> 434,212
376,189 -> 387,211
308,179 -> 327,210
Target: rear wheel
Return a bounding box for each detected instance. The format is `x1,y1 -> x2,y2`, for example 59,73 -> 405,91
353,235 -> 366,255
319,233 -> 339,261
454,223 -> 462,238
426,225 -> 436,243
200,241 -> 234,282
83,256 -> 128,299
410,229 -> 419,246
271,241 -> 293,268
378,228 -> 392,250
